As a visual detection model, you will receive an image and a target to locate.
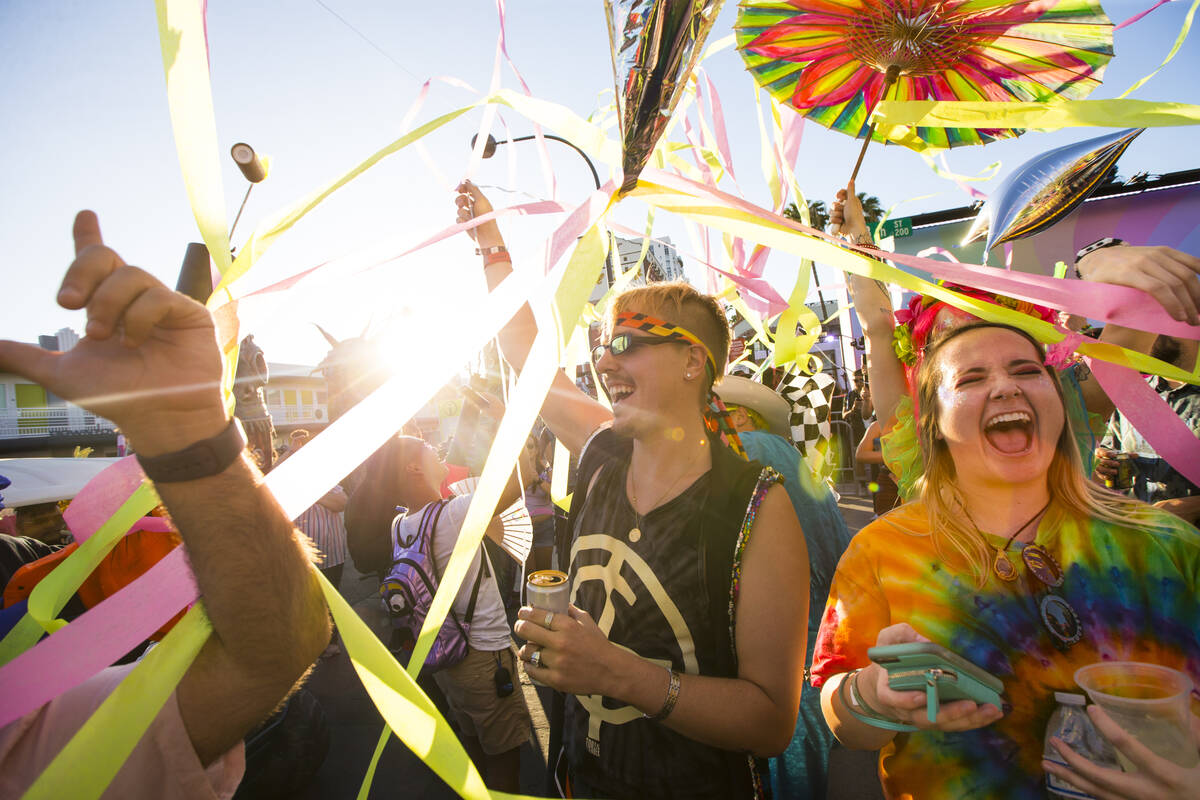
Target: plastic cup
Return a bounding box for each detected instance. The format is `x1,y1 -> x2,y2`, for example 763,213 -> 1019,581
1075,662 -> 1199,770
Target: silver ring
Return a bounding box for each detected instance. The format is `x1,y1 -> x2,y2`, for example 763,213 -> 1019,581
530,649 -> 543,669
544,610 -> 555,629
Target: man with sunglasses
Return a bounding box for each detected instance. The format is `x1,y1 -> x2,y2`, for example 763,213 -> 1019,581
456,182 -> 809,800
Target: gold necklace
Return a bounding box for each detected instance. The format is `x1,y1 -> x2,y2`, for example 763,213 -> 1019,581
626,465 -> 699,543
981,499 -> 1053,581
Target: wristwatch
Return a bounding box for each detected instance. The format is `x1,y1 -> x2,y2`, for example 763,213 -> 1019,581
1073,237 -> 1125,278
136,418 -> 247,483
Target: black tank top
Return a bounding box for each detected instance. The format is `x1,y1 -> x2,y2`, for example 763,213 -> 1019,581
564,447 -> 747,799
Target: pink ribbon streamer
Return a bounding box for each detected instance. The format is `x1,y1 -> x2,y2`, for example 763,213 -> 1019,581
62,457 -> 148,544
244,199 -> 569,297
1116,0 -> 1174,29
0,546 -> 198,729
1087,357 -> 1200,487
495,0 -> 556,200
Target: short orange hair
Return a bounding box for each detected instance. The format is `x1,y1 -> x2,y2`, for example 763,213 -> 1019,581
607,281 -> 730,383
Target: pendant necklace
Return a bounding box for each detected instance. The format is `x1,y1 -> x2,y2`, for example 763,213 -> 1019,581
976,499 -> 1081,649
627,465 -> 697,543
986,499 -> 1053,582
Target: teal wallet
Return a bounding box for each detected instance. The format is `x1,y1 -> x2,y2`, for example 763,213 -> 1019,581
867,642 -> 1005,724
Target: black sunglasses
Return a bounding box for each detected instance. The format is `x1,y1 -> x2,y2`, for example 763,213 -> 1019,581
590,333 -> 683,364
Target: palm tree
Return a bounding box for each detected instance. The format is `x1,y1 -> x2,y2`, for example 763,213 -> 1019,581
782,200 -> 830,230
857,192 -> 884,229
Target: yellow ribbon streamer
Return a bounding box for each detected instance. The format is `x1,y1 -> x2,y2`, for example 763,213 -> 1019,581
873,98 -> 1200,136
153,0 -> 231,275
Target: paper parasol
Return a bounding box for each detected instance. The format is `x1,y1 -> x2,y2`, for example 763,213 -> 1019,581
963,128 -> 1144,251
607,0 -> 726,194
736,0 -> 1114,174
447,478 -> 534,564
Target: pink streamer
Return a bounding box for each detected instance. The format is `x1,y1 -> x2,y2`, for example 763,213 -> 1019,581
1087,357 -> 1200,486
245,200 -> 569,297
495,0 -> 556,200
0,546 -> 198,728
1116,0 -> 1174,29
62,457 -> 147,544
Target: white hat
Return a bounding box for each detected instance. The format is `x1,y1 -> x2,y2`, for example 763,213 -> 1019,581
714,376 -> 790,438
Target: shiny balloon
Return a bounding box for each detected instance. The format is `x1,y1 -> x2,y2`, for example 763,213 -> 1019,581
606,0 -> 724,195
964,128 -> 1144,251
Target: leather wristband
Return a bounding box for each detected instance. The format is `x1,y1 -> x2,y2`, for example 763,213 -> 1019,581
136,418 -> 247,483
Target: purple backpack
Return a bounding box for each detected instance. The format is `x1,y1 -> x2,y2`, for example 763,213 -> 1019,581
380,499 -> 484,673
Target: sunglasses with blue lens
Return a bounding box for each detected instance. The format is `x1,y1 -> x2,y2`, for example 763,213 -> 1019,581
590,333 -> 683,365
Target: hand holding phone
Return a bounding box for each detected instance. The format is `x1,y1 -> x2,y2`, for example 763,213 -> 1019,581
849,623 -> 1006,733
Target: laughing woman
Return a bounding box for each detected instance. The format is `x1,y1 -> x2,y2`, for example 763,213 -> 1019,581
811,322 -> 1200,799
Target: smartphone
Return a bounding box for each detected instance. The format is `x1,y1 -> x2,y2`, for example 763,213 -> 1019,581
868,642 -> 1004,720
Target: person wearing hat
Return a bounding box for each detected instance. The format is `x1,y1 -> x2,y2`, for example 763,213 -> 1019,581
716,375 -> 853,800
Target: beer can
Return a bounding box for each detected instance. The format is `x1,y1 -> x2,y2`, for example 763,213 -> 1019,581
1114,453 -> 1136,491
526,569 -> 569,615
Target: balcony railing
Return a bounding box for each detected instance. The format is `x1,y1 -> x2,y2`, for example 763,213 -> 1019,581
0,406 -> 116,439
267,404 -> 329,424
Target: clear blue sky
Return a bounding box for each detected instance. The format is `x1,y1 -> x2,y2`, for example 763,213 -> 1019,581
1,0 -> 1196,365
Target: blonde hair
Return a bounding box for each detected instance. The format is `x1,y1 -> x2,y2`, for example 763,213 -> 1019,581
727,403 -> 770,432
607,281 -> 731,386
913,322 -> 1156,586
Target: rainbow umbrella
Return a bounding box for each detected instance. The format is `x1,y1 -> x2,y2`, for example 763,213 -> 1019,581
736,0 -> 1114,176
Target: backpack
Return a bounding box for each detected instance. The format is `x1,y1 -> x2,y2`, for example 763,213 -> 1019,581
380,499 -> 484,673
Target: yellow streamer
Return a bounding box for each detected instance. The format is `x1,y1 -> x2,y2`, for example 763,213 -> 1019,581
873,98 -> 1200,137
153,0 -> 231,275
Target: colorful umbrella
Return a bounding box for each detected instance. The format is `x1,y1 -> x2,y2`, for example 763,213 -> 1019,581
735,0 -> 1114,175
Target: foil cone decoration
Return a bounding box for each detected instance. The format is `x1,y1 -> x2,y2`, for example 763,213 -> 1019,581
606,0 -> 724,195
964,128 -> 1143,251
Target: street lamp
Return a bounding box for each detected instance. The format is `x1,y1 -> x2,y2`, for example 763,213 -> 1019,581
175,142 -> 268,302
471,133 -> 616,286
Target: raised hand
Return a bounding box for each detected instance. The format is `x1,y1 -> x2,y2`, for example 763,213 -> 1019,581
830,180 -> 871,241
0,212 -> 227,455
1077,244 -> 1200,325
455,180 -> 503,249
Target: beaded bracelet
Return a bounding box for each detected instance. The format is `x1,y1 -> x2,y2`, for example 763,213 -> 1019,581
645,667 -> 681,722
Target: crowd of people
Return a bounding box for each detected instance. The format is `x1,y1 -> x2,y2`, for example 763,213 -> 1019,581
0,175 -> 1196,800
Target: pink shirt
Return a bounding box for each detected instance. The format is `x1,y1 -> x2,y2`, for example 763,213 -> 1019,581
0,664 -> 245,799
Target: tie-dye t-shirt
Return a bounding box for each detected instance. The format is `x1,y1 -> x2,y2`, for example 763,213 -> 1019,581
810,501 -> 1200,800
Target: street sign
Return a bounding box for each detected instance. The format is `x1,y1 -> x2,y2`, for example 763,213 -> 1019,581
876,216 -> 912,239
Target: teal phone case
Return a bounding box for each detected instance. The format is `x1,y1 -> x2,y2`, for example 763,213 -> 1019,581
867,642 -> 1004,723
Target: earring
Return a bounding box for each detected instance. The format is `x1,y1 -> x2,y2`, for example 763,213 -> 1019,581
685,372 -> 692,380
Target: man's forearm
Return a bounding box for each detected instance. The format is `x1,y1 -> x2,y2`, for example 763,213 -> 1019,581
155,453 -> 329,672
